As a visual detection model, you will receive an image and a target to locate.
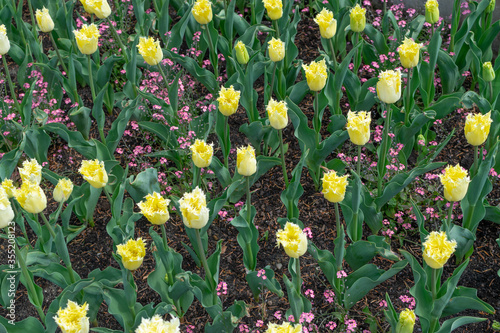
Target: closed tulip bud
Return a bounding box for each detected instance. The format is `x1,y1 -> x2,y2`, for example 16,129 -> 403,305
19,158 -> 43,185
346,110 -> 371,145
276,222 -> 308,258
235,41 -> 249,65
179,187 -> 210,229
266,322 -> 302,333
74,24 -> 100,55
314,8 -> 337,39
53,178 -> 74,203
396,309 -> 416,333
302,59 -> 328,92
465,111 -> 492,146
0,25 -> 10,55
217,85 -> 241,116
90,0 -> 111,19
192,0 -> 213,25
350,4 -> 366,32
54,300 -> 89,333
1,179 -> 15,198
483,62 -> 495,82
137,37 -> 163,66
425,0 -> 439,24
268,37 -> 285,62
263,0 -> 283,21
486,0 -> 495,13
79,159 -> 108,188
137,192 -> 170,225
267,98 -> 288,130
135,315 -> 181,333
422,231 -> 457,269
190,139 -> 213,168
377,69 -> 401,104
0,187 -> 14,229
15,181 -> 47,214
35,7 -> 54,33
322,170 -> 349,203
440,164 -> 470,202
398,38 -> 423,69
237,145 -> 257,177
116,238 -> 146,271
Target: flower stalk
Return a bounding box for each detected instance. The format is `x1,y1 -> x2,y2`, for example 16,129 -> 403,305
279,129 -> 289,187
405,68 -> 413,126
194,229 -> 216,302
2,55 -> 22,115
204,24 -> 218,81
378,103 -> 393,196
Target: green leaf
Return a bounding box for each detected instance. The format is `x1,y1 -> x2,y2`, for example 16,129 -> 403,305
43,123 -> 96,159
106,99 -> 136,153
435,316 -> 488,333
281,150 -> 307,219
345,236 -> 400,271
126,168 -> 161,203
0,139 -> 25,180
442,286 -> 494,317
0,317 -> 44,333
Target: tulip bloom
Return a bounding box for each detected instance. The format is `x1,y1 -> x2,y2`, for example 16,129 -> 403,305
19,158 -> 43,184
268,37 -> 285,62
190,139 -> 213,168
346,110 -> 371,145
116,238 -> 146,271
465,111 -> 492,146
422,231 -> 457,269
398,38 -> 422,69
35,7 -> 54,33
376,69 -> 401,104
322,170 -> 348,203
217,85 -> 241,116
0,24 -> 10,55
266,321 -> 302,333
179,187 -> 210,229
79,159 -> 108,189
350,4 -> 366,32
314,8 -> 337,39
302,59 -> 328,92
396,309 -> 416,333
1,179 -> 15,198
192,0 -> 213,25
137,192 -> 170,225
137,37 -> 163,66
440,164 -> 470,202
267,98 -> 288,130
0,187 -> 14,229
276,222 -> 308,258
15,181 -> 47,214
425,0 -> 439,24
54,300 -> 90,333
74,24 -> 100,55
237,145 -> 257,177
135,315 -> 180,333
53,178 -> 74,203
483,62 -> 495,82
235,41 -> 249,65
263,0 -> 283,21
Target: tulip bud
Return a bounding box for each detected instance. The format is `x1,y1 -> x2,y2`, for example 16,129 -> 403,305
53,178 -> 74,203
54,300 -> 90,333
116,238 -> 146,271
276,222 -> 308,258
35,7 -> 54,33
486,0 -> 495,13
74,24 -> 100,55
425,0 -> 440,24
137,192 -> 170,225
192,0 -> 213,25
314,8 -> 337,39
217,85 -> 241,116
137,37 -> 163,66
190,139 -> 213,168
0,187 -> 14,229
266,98 -> 288,130
398,38 -> 423,69
266,322 -> 302,333
90,0 -> 111,19
0,24 -> 10,55
346,110 -> 371,145
19,158 -> 43,185
136,315 -> 180,333
79,159 -> 108,188
376,69 -> 401,104
268,37 -> 285,62
322,170 -> 349,203
237,145 -> 257,177
235,41 -> 249,65
15,181 -> 47,214
422,231 -> 457,269
350,4 -> 366,32
465,111 -> 492,146
483,62 -> 495,82
179,187 -> 210,229
396,309 -> 416,333
440,164 -> 470,202
263,0 -> 283,21
302,59 -> 328,92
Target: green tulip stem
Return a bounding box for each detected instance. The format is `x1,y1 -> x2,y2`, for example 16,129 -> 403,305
192,164 -> 201,190
489,81 -> 493,104
279,129 -> 289,187
49,32 -> 69,74
194,229 -> 216,301
357,145 -> 361,176
204,24 -> 218,82
431,23 -> 435,39
27,0 -> 38,42
430,268 -> 439,332
224,115 -> 229,170
270,62 -> 277,100
87,55 -> 96,103
2,56 -> 22,116
161,224 -> 168,249
246,176 -> 252,225
314,91 -> 320,148
40,213 -> 56,239
445,202 -> 454,232
106,18 -> 129,63
405,67 -> 413,126
294,257 -> 302,295
473,145 -> 479,177
104,187 -> 113,216
328,38 -> 337,70
377,103 -> 393,197
157,64 -> 169,88
273,19 -> 280,38
334,202 -> 341,238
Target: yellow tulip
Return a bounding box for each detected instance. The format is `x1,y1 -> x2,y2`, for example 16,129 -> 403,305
398,38 -> 423,69
135,315 -> 180,333
15,181 -> 47,214
346,110 -> 371,145
267,98 -> 288,130
0,187 -> 14,229
263,0 -> 283,21
439,164 -> 470,202
53,178 -> 74,203
79,159 -> 108,189
192,0 -> 213,25
276,222 -> 308,258
179,187 -> 210,229
116,238 -> 146,271
350,4 -> 366,32
235,41 -> 249,65
92,0 -> 111,19
425,0 -> 439,24
1,179 -> 15,198
35,7 -> 54,33
422,231 -> 457,269
268,37 -> 285,62
217,85 -> 241,116
137,192 -> 170,225
19,158 -> 42,184
0,24 -> 10,55
396,309 -> 416,333
266,321 -> 302,333
302,59 -> 328,92
54,300 -> 89,333
237,145 -> 257,177
483,62 -> 495,82
190,139 -> 213,168
74,24 -> 100,55
464,111 -> 492,146
314,8 -> 337,39
376,69 -> 401,104
322,170 -> 348,203
137,37 -> 163,66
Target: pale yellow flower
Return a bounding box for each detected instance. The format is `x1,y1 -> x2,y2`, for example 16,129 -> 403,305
80,0 -> 111,19
190,139 -> 213,168
302,59 -> 328,92
15,181 -> 47,214
276,222 -> 307,258
79,159 -> 108,189
192,0 -> 213,25
137,192 -> 170,225
439,164 -> 470,202
53,178 -> 74,203
376,69 -> 401,104
425,0 -> 439,24
422,231 -> 457,269
314,8 -> 337,39
54,300 -> 89,333
263,0 -> 283,21
137,37 -> 163,66
268,37 -> 285,62
398,38 -> 423,69
35,7 -> 54,32
0,187 -> 14,229
483,62 -> 495,82
235,41 -> 249,65
135,315 -> 180,333
237,145 -> 257,177
179,187 -> 210,229
322,170 -> 348,203
267,98 -> 288,130
217,85 -> 241,116
19,158 -> 42,184
346,110 -> 371,145
396,309 -> 416,333
74,24 -> 100,55
0,24 -> 10,55
350,4 -> 366,32
116,238 -> 146,271
1,179 -> 15,198
464,111 -> 492,146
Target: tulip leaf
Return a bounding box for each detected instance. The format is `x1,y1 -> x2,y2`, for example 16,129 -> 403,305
448,225 -> 475,264
437,50 -> 460,95
105,99 -> 137,153
0,317 -> 45,333
43,123 -> 96,159
281,149 -> 307,220
231,206 -> 259,271
0,138 -> 25,180
435,316 -> 488,333
345,236 -> 400,271
205,301 -> 247,333
441,286 -> 494,317
126,168 -> 161,203
424,92 -> 462,119
364,24 -> 388,55
246,266 -> 283,299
